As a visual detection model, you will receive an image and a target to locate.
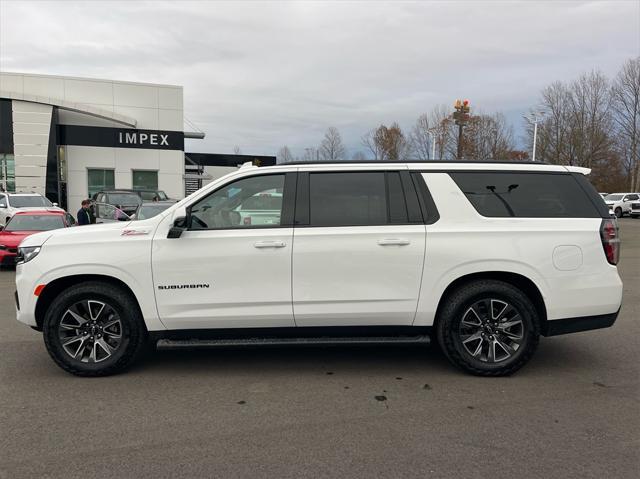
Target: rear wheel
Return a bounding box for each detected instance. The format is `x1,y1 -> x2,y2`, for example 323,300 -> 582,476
436,280 -> 540,376
614,207 -> 623,218
43,282 -> 147,376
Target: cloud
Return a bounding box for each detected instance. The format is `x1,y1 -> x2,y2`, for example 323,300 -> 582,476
1,0 -> 638,157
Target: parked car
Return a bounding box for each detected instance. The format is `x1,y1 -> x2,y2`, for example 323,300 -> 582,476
134,189 -> 176,202
92,190 -> 142,217
0,210 -> 72,266
0,192 -> 64,226
603,192 -> 640,217
131,201 -> 174,220
15,161 -> 622,377
630,200 -> 640,218
93,203 -> 131,224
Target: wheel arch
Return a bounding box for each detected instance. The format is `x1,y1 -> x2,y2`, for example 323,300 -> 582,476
34,274 -> 145,331
433,271 -> 548,333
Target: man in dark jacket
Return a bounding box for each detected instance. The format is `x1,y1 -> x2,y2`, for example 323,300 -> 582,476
77,199 -> 92,225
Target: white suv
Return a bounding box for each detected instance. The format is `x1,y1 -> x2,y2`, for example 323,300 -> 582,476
603,192 -> 640,218
0,192 -> 63,226
14,161 -> 623,377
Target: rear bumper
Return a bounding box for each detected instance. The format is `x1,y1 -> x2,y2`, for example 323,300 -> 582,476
0,251 -> 17,265
542,308 -> 620,336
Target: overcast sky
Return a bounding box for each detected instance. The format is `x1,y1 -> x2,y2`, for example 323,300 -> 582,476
1,0 -> 639,158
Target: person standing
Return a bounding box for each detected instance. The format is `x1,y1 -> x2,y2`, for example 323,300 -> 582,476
77,199 -> 91,225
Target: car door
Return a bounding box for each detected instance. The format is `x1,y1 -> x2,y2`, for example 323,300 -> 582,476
152,171 -> 296,330
292,169 -> 427,327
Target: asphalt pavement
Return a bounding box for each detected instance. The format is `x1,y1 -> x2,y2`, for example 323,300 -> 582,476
1,219 -> 638,478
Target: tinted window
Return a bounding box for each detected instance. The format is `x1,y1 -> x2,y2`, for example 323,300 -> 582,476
190,174 -> 284,229
5,214 -> 65,231
450,172 -> 601,218
309,172 -> 387,226
108,193 -> 141,206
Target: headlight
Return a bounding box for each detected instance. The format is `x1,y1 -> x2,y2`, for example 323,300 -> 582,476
16,246 -> 41,264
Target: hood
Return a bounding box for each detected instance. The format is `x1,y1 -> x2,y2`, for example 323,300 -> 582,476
0,230 -> 38,248
18,221 -> 134,248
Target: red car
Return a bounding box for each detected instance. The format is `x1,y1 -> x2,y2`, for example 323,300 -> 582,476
0,210 -> 73,266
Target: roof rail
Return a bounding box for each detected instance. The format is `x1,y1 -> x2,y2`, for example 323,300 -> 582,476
285,160 -> 549,166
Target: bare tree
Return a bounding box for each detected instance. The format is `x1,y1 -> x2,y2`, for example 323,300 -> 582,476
409,105 -> 454,160
361,129 -> 384,160
233,145 -> 242,155
319,127 -> 346,161
532,71 -> 613,169
363,123 -> 410,161
278,145 -> 294,163
611,57 -> 640,191
462,112 -> 514,160
352,151 -> 368,161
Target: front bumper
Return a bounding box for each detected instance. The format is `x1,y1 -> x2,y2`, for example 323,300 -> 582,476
542,308 -> 620,336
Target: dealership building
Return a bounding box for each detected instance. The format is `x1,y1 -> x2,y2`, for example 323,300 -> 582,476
0,72 -> 275,211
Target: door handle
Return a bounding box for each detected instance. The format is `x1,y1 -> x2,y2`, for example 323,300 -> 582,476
254,241 -> 286,248
377,238 -> 411,246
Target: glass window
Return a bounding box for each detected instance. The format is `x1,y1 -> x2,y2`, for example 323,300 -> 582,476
309,172 -> 387,226
449,172 -> 601,218
136,203 -> 172,220
8,195 -> 52,208
108,193 -> 141,207
5,214 -> 65,231
132,170 -> 158,191
0,154 -> 15,193
88,169 -> 115,198
190,174 -> 284,229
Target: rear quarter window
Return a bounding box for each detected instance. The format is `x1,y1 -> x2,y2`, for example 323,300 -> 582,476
449,172 -> 602,218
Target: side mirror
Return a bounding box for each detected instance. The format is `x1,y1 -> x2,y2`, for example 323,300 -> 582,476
167,215 -> 188,239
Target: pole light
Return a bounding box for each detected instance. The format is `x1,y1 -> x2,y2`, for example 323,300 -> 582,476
426,129 -> 437,160
524,111 -> 545,162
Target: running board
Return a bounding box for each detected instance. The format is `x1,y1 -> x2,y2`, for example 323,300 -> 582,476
156,335 -> 430,350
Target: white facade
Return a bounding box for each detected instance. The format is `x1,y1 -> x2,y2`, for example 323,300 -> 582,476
0,72 -> 186,211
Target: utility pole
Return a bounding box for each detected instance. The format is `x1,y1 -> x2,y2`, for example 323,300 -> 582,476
453,99 -> 471,159
524,111 -> 545,162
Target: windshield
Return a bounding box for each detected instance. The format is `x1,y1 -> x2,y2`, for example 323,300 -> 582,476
5,214 -> 64,231
136,204 -> 172,220
604,194 -> 624,201
9,196 -> 52,208
109,194 -> 141,206
138,190 -> 168,201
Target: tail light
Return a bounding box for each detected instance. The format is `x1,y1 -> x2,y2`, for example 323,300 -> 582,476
600,218 -> 620,265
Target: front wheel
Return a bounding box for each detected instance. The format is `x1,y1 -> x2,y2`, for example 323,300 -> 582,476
43,282 -> 147,376
614,207 -> 623,218
436,280 -> 540,376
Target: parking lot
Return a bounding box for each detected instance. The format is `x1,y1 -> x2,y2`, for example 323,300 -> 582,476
0,220 -> 637,479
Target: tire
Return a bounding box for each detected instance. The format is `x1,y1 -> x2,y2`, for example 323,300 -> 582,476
614,207 -> 623,218
43,281 -> 147,377
436,280 -> 540,376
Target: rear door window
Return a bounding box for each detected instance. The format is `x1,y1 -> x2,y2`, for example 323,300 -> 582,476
308,172 -> 388,226
449,172 -> 602,218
